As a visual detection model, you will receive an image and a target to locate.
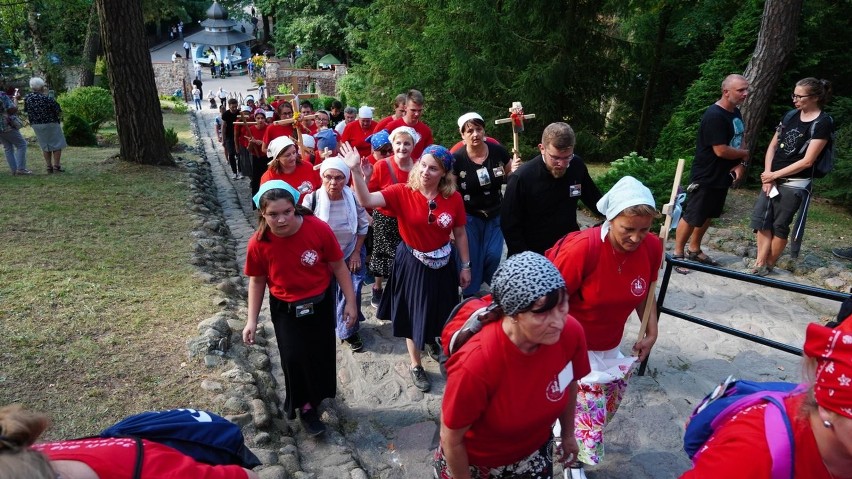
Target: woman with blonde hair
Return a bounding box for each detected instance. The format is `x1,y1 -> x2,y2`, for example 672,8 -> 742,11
343,141 -> 470,393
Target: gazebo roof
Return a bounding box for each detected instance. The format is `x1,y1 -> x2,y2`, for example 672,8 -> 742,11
200,1 -> 236,28
185,29 -> 254,46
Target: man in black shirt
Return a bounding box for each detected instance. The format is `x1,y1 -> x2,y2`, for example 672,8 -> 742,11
501,122 -> 603,256
673,74 -> 750,271
221,99 -> 242,179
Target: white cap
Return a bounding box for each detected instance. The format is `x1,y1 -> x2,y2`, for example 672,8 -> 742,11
267,136 -> 295,159
240,105 -> 252,112
264,111 -> 274,119
302,134 -> 316,149
358,105 -> 373,119
457,112 -> 483,130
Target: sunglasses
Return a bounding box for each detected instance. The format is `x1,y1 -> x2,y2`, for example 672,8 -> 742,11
427,199 -> 437,224
378,146 -> 393,156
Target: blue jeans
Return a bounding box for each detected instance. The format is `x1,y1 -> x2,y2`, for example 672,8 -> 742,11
460,214 -> 504,297
334,245 -> 367,339
0,128 -> 27,172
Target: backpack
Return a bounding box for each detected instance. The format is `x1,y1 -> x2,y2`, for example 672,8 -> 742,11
440,294 -> 499,358
100,408 -> 261,472
779,109 -> 835,179
683,376 -> 802,479
544,226 -> 602,283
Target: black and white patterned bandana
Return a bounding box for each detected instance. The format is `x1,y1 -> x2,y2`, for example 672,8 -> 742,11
491,252 -> 566,316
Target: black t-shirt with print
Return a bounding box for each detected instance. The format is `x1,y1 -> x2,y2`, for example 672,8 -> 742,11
771,110 -> 832,177
691,103 -> 745,188
452,142 -> 511,218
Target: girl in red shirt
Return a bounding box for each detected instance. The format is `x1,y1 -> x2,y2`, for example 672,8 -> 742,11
245,109 -> 271,208
260,136 -> 320,196
261,101 -> 295,156
548,176 -> 662,479
344,142 -> 470,393
242,180 -> 357,437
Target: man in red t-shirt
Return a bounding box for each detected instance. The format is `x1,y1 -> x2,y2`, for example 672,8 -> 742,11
373,93 -> 407,133
341,105 -> 377,158
382,89 -> 434,160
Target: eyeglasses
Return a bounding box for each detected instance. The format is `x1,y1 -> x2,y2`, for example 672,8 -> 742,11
377,146 -> 393,156
427,199 -> 437,224
546,151 -> 574,164
322,174 -> 345,182
791,93 -> 814,101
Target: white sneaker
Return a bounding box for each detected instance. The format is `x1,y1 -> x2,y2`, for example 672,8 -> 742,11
232,173 -> 238,179
236,173 -> 243,179
568,466 -> 588,479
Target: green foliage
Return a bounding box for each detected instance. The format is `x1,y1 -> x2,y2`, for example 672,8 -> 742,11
597,152 -> 682,208
266,0 -> 368,65
653,0 -> 762,162
815,96 -> 852,211
293,52 -> 319,69
277,83 -> 293,95
172,101 -> 189,114
63,113 -> 97,146
336,70 -> 367,112
163,127 -> 178,150
57,86 -> 115,132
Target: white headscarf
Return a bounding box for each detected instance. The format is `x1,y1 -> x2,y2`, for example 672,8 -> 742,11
596,176 -> 656,241
306,157 -> 359,254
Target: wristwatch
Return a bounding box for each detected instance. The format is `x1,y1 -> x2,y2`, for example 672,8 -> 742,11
460,261 -> 471,269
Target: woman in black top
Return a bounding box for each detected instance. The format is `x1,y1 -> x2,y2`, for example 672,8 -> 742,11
452,113 -> 516,298
749,78 -> 833,276
24,77 -> 67,173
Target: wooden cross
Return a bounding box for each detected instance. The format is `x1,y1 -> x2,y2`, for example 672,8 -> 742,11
272,93 -> 319,101
494,101 -> 536,158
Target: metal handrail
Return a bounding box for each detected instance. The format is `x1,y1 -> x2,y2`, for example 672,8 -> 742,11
638,254 -> 850,376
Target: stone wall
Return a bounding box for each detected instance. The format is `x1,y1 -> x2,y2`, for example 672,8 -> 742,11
153,60 -> 191,98
264,60 -> 347,97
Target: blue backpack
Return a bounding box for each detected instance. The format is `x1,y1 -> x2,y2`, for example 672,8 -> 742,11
100,409 -> 261,473
683,376 -> 802,479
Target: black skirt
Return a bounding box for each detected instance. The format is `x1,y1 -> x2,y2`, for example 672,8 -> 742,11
378,242 -> 460,349
268,288 -> 336,420
370,211 -> 402,277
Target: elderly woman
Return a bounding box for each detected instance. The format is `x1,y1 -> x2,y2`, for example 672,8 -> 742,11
363,126 -> 417,310
0,405 -> 259,478
548,176 -> 662,479
680,317 -> 852,478
1,90 -> 28,175
452,112 -> 514,298
749,78 -> 834,276
435,252 -> 590,479
344,141 -> 470,392
260,136 -> 320,195
24,77 -> 67,173
302,157 -> 371,352
243,181 -> 357,437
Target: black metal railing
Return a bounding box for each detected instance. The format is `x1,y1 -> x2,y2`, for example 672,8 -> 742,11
638,254 -> 850,376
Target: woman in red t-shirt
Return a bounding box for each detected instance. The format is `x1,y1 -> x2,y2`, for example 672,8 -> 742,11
260,136 -> 320,196
345,142 -> 470,393
245,109 -> 271,208
363,127 -> 416,310
548,176 -> 662,479
680,318 -> 852,479
242,180 -> 357,437
436,252 -> 590,479
0,405 -> 258,479
261,101 -> 295,156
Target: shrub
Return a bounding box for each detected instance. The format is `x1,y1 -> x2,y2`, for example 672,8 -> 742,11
57,86 -> 114,132
63,113 -> 97,146
164,127 -> 179,150
173,102 -> 189,114
597,152 -> 683,210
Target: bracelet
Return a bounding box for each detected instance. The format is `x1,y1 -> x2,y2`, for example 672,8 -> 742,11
460,261 -> 471,269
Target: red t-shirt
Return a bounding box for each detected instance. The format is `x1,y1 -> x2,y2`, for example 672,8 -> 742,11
550,233 -> 662,351
368,159 -> 411,217
443,318 -> 590,468
680,393 -> 830,479
33,437 -> 249,479
341,120 -> 377,158
247,124 -> 266,157
234,121 -> 252,148
380,183 -> 466,251
373,115 -> 396,134
244,215 -> 343,302
383,118 -> 434,160
260,161 -> 321,196
262,124 -> 295,148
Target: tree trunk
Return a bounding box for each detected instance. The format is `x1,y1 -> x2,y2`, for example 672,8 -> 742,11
95,0 -> 173,165
634,4 -> 672,155
262,15 -> 271,44
741,0 -> 804,159
79,5 -> 102,87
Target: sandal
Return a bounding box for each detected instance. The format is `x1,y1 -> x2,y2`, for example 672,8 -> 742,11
46,165 -> 54,174
672,254 -> 691,275
53,165 -> 65,172
751,265 -> 770,277
686,248 -> 720,266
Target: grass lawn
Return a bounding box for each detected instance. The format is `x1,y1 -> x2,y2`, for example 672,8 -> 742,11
0,109 -> 223,439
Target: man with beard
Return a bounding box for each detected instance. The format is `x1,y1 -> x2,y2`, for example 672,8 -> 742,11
501,122 -> 603,257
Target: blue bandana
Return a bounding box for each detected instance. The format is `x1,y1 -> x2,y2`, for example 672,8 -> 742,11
365,130 -> 390,150
422,144 -> 454,172
252,180 -> 301,209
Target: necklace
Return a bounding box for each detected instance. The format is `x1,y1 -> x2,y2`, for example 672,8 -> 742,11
610,243 -> 628,274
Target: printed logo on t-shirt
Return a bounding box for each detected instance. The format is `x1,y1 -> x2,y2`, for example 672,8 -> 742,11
301,249 -> 319,267
630,277 -> 647,297
437,212 -> 453,229
730,117 -> 744,148
780,127 -> 803,155
297,181 -> 314,194
545,362 -> 573,402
